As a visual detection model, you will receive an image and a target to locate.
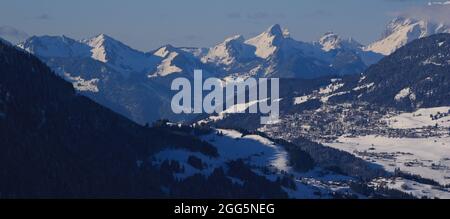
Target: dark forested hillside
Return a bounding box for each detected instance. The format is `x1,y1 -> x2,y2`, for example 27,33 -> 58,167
0,41 -> 217,198
354,34 -> 450,110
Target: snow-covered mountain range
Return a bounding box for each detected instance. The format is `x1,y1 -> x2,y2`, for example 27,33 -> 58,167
21,15 -> 449,82
18,24 -> 383,80
15,24 -> 385,124
17,34 -> 218,123
13,15 -> 450,125
199,24 -> 382,78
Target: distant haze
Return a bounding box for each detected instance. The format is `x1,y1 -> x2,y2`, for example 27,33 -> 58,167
0,0 -> 448,51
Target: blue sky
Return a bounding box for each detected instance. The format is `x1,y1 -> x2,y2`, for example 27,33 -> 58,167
0,0 -> 444,50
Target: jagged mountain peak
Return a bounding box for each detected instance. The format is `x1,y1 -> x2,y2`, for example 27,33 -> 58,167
81,34 -> 155,73
92,33 -> 113,40
265,24 -> 291,38
245,24 -> 289,59
319,32 -> 341,51
266,24 -> 283,37
20,34 -> 156,76
84,33 -> 136,56
201,26 -> 285,68
153,44 -> 180,58
149,44 -> 208,78
83,33 -> 147,55
260,24 -> 292,39
85,33 -> 122,44
320,31 -> 339,39
202,34 -> 256,67
318,32 -> 362,52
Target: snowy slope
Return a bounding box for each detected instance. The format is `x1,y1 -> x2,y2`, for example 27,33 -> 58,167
149,44 -> 214,78
243,25 -> 335,78
154,129 -> 289,178
18,35 -> 91,58
245,24 -> 287,59
153,128 -> 357,198
149,45 -> 183,77
365,17 -> 450,55
202,35 -> 256,67
83,34 -> 157,74
245,25 -> 331,63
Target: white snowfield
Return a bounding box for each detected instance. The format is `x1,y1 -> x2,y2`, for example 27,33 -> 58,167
151,51 -> 182,77
198,98 -> 281,124
385,107 -> 450,129
421,56 -> 447,66
325,135 -> 450,185
63,73 -> 99,93
293,80 -> 345,105
153,129 -> 354,198
319,81 -> 344,95
353,82 -> 374,92
394,87 -> 416,102
294,95 -> 311,105
321,91 -> 349,103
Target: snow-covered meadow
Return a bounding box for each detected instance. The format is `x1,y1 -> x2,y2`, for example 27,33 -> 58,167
325,135 -> 450,185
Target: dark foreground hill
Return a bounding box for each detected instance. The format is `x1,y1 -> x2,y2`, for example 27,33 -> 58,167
0,41 -> 222,198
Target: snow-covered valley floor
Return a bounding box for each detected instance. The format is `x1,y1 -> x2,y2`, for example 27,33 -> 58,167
323,106 -> 450,189
259,103 -> 450,198
324,135 -> 450,185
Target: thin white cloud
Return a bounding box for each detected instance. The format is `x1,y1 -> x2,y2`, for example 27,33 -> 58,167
427,1 -> 450,5
394,1 -> 450,24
